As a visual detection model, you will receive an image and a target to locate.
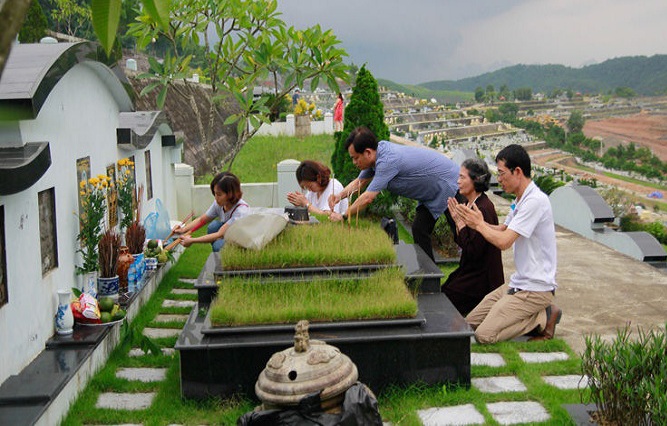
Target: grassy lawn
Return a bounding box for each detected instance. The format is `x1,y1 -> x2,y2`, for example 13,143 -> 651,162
601,170 -> 666,192
197,134 -> 337,184
62,234 -> 587,425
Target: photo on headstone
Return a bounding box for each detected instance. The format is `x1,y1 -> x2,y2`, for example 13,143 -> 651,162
76,156 -> 91,235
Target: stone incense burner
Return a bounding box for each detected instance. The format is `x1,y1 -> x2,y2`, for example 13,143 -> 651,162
254,320 -> 358,412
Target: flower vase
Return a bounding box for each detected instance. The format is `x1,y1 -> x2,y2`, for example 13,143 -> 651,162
55,289 -> 74,335
81,271 -> 98,299
97,275 -> 120,302
116,246 -> 133,293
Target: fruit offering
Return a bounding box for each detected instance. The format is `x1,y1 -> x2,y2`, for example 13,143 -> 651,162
97,296 -> 126,323
71,293 -> 101,324
144,239 -> 161,258
71,295 -> 126,324
144,239 -> 171,264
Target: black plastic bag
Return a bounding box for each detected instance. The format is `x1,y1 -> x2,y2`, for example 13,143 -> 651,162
381,217 -> 399,244
237,382 -> 383,426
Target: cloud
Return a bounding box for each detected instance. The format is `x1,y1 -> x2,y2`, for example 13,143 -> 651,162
276,0 -> 667,84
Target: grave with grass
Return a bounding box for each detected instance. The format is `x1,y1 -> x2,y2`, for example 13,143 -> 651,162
175,218 -> 473,400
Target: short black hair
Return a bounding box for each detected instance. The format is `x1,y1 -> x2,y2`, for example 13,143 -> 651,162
211,172 -> 243,204
495,144 -> 531,178
461,158 -> 491,192
344,126 -> 378,153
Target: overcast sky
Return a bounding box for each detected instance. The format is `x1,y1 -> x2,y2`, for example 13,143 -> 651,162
276,0 -> 667,85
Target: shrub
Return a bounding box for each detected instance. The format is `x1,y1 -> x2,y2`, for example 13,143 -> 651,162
331,65 -> 395,216
582,325 -> 667,425
18,0 -> 48,43
331,65 -> 389,185
533,174 -> 565,195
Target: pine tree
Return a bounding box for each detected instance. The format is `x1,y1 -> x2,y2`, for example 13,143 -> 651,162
331,65 -> 389,185
331,65 -> 395,216
18,0 -> 48,43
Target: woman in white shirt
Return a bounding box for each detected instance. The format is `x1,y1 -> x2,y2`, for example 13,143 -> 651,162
287,160 -> 348,217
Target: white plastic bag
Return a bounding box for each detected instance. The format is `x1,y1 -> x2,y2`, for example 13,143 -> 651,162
224,213 -> 288,250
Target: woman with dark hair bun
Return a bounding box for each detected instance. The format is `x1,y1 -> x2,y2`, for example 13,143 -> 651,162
287,160 -> 348,217
442,158 -> 504,316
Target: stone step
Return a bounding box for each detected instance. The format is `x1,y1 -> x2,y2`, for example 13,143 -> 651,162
472,376 -> 527,393
419,400 -> 551,425
161,300 -> 196,308
170,288 -> 197,295
418,404 -> 485,425
470,352 -> 505,367
143,328 -> 181,339
116,368 -> 167,383
543,374 -> 589,389
128,347 -> 175,357
519,351 -> 569,363
178,278 -> 197,286
95,392 -> 156,410
154,314 -> 189,323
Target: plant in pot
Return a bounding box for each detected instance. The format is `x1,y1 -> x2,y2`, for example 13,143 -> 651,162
125,220 -> 146,291
578,324 -> 667,425
293,98 -> 315,138
97,228 -> 121,301
116,157 -> 136,234
76,174 -> 111,293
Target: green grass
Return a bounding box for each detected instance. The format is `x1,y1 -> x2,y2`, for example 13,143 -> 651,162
62,233 -> 586,425
601,170 -> 667,191
197,134 -> 337,184
221,219 -> 396,270
209,268 -> 417,326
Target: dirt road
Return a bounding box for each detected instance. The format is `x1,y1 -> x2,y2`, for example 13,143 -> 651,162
583,112 -> 667,162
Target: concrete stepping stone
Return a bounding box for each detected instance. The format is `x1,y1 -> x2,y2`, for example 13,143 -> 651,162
155,314 -> 189,323
143,327 -> 181,338
543,374 -> 589,389
472,376 -> 527,393
116,367 -> 167,382
170,288 -> 197,295
471,353 -> 506,367
128,347 -> 175,357
486,401 -> 550,424
178,278 -> 197,285
95,392 -> 155,410
418,404 -> 485,425
162,299 -> 196,308
519,351 -> 569,363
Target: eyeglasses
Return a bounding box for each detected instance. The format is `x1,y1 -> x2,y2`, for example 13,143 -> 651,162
497,167 -> 515,177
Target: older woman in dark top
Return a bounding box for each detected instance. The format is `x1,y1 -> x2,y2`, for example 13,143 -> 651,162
443,158 -> 504,316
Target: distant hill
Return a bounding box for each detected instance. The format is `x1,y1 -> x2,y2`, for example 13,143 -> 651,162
377,79 -> 473,104
418,55 -> 667,96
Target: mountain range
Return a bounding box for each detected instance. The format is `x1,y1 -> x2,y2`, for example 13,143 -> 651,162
414,55 -> 667,96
